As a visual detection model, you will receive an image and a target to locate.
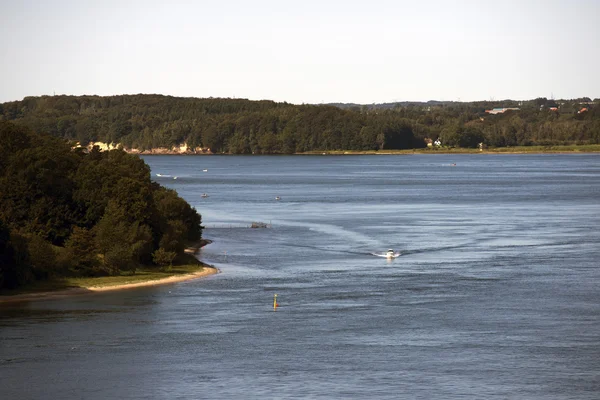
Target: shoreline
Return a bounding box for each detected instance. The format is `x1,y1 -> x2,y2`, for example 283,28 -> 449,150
0,239 -> 217,304
137,147 -> 600,156
0,265 -> 219,304
298,148 -> 600,155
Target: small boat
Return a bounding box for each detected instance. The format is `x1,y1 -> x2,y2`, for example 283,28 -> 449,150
201,193 -> 209,198
275,196 -> 281,201
372,249 -> 401,258
203,169 -> 208,172
156,173 -> 162,177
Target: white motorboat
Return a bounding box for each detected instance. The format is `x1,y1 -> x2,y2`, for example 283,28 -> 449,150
372,249 -> 401,258
385,249 -> 399,258
201,193 -> 209,198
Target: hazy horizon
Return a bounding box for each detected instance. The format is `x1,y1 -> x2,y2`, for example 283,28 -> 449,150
2,92 -> 598,106
2,0 -> 599,104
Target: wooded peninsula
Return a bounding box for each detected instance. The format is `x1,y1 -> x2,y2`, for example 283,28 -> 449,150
0,120 -> 203,291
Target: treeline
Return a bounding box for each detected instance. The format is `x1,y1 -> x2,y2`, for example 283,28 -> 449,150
1,94 -> 599,152
0,121 -> 202,290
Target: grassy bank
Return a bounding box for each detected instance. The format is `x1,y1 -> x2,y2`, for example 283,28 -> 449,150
0,264 -> 209,297
300,144 -> 600,155
0,239 -> 215,298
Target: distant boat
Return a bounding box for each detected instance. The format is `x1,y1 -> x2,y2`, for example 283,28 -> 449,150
203,169 -> 208,172
201,193 -> 209,198
385,249 -> 399,259
275,196 -> 281,201
156,173 -> 162,177
173,176 -> 178,180
372,249 -> 401,259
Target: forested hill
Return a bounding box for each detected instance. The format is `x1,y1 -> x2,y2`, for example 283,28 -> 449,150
1,94 -> 599,153
0,121 -> 202,289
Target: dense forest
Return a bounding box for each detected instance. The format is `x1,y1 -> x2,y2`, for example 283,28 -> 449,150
0,121 -> 202,290
1,95 -> 598,153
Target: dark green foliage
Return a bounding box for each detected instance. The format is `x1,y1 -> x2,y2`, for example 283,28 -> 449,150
0,219 -> 18,289
62,227 -> 105,276
0,121 -> 203,289
72,146 -> 152,228
95,200 -> 153,275
152,247 -> 177,270
0,223 -> 32,289
3,95 -> 598,152
152,185 -> 202,244
26,234 -> 59,280
1,95 -> 425,153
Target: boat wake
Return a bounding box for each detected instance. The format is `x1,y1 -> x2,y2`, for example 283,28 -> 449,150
371,251 -> 401,259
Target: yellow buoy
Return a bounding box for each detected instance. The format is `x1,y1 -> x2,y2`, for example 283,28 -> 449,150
273,294 -> 279,310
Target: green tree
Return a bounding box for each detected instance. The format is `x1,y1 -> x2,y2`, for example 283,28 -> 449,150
95,201 -> 153,275
152,247 -> 177,271
26,234 -> 59,280
63,227 -> 105,276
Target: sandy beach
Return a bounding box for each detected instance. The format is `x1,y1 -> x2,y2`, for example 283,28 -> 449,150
0,266 -> 219,304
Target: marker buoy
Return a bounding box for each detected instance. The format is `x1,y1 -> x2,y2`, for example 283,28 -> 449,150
274,294 -> 279,310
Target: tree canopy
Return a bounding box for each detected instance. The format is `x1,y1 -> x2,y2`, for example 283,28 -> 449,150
1,95 -> 599,153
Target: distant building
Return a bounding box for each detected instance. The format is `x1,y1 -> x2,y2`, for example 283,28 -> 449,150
425,138 -> 433,147
578,107 -> 588,114
485,108 -> 520,115
434,139 -> 442,147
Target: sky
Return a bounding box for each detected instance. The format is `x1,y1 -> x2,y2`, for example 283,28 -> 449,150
1,0 -> 599,104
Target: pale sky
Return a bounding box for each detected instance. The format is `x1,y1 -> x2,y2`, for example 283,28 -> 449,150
1,0 -> 599,104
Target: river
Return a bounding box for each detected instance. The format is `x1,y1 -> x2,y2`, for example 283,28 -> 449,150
2,154 -> 600,399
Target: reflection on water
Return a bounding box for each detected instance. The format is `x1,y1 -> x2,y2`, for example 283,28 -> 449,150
2,154 -> 600,399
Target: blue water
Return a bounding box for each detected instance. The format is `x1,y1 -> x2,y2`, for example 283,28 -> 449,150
2,154 -> 600,399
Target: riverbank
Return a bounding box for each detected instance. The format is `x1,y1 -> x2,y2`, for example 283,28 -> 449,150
300,144 -> 600,155
0,265 -> 218,304
0,240 -> 218,304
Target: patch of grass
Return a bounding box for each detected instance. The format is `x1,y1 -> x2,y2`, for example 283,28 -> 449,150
0,264 -> 207,295
67,264 -> 205,288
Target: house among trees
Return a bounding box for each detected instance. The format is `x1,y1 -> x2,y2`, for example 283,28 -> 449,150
425,138 -> 442,147
485,108 -> 520,115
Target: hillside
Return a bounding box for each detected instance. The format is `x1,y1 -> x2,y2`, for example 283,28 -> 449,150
1,94 -> 599,153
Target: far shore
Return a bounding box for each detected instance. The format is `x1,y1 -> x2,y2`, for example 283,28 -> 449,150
0,266 -> 219,304
134,144 -> 600,156
299,145 -> 600,155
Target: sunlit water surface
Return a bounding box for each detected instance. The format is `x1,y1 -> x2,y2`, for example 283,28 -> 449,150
2,154 -> 600,399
